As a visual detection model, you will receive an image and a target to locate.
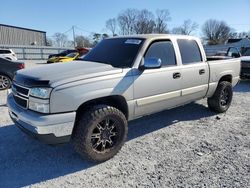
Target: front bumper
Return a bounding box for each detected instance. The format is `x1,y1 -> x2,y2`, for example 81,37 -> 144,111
7,93 -> 76,144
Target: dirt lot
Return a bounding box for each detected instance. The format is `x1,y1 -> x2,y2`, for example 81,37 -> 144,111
0,61 -> 249,187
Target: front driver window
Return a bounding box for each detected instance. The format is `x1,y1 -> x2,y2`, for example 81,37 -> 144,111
145,41 -> 176,67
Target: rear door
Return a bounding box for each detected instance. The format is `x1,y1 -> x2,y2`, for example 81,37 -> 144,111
177,39 -> 209,103
133,40 -> 183,117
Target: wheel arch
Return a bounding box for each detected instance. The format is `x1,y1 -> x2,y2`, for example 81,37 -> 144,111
0,71 -> 12,78
207,74 -> 233,98
76,95 -> 129,120
218,74 -> 232,83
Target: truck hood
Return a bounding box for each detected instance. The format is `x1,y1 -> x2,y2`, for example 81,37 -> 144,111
14,61 -> 123,87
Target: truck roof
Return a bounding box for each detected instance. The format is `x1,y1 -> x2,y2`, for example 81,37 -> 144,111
111,34 -> 200,41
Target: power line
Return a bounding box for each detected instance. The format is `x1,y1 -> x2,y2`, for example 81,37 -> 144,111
74,26 -> 93,34
63,27 -> 73,34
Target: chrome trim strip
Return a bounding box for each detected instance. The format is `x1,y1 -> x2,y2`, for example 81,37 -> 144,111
136,90 -> 181,106
136,84 -> 208,107
13,93 -> 28,101
16,91 -> 29,98
182,84 -> 207,96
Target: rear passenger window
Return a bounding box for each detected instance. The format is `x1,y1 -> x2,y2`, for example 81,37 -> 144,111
177,39 -> 202,64
145,41 -> 176,67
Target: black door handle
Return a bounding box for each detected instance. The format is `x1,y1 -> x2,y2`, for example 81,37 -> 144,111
199,69 -> 205,75
173,72 -> 181,79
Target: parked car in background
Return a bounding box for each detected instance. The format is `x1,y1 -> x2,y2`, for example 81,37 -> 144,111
207,47 -> 250,78
239,47 -> 250,78
75,48 -> 90,60
224,47 -> 250,78
0,49 -> 18,61
47,52 -> 80,63
77,47 -> 89,56
0,58 -> 24,90
48,49 -> 78,59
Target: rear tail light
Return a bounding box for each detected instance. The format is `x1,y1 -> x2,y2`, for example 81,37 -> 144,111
18,63 -> 25,69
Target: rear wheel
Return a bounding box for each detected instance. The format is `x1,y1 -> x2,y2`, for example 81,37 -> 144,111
0,74 -> 11,90
72,105 -> 128,162
207,81 -> 233,113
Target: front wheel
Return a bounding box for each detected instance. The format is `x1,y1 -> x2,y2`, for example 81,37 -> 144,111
207,81 -> 233,113
72,105 -> 128,162
0,74 -> 11,90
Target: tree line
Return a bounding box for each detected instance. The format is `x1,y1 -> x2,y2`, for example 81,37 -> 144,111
47,8 -> 250,47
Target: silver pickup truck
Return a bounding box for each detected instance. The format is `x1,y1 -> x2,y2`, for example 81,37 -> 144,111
7,34 -> 240,162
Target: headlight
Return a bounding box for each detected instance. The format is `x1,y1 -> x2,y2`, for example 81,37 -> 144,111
30,88 -> 52,99
29,97 -> 49,113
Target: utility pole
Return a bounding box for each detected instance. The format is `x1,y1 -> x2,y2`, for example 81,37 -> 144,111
72,26 -> 76,48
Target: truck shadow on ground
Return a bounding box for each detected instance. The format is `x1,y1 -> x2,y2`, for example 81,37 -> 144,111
0,102 -> 216,187
234,79 -> 250,92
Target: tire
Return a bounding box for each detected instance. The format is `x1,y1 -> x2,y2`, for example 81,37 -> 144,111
0,74 -> 11,90
207,81 -> 233,113
72,105 -> 128,162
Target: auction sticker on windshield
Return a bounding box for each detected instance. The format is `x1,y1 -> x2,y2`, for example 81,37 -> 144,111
125,39 -> 142,45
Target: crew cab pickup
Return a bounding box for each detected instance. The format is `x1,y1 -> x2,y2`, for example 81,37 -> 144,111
7,34 -> 240,162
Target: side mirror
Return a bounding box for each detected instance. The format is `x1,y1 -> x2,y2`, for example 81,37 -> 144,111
140,57 -> 162,70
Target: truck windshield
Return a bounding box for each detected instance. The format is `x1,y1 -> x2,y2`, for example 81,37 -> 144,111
82,38 -> 145,68
242,48 -> 250,56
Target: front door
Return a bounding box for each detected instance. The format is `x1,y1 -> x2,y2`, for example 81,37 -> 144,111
133,40 -> 183,117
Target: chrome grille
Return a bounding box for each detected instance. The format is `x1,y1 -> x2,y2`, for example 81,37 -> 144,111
12,83 -> 30,108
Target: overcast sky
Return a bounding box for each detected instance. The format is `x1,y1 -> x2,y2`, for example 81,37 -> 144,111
0,0 -> 249,39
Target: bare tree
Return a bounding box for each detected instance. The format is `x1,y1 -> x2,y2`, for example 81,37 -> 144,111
229,31 -> 250,39
117,8 -> 138,35
102,33 -> 109,39
236,31 -> 250,38
75,35 -> 92,47
154,9 -> 171,33
53,33 -> 68,47
106,18 -> 117,36
202,19 -> 233,45
75,36 -> 85,47
134,9 -> 155,34
46,37 -> 53,46
93,33 -> 102,45
172,19 -> 198,35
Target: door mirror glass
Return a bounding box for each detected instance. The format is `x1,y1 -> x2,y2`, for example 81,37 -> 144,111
141,57 -> 162,70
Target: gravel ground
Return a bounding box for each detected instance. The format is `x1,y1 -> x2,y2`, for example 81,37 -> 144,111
0,61 -> 249,187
